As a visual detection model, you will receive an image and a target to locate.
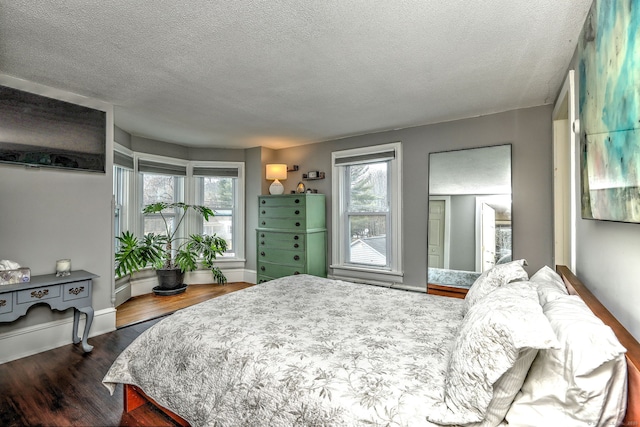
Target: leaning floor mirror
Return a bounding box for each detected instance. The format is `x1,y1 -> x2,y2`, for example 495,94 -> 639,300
427,144 -> 512,289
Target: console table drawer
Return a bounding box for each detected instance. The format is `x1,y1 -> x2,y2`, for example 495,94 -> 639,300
63,281 -> 90,301
0,296 -> 12,315
17,285 -> 60,304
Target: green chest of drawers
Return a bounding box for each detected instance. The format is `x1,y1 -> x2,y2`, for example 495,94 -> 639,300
257,194 -> 326,283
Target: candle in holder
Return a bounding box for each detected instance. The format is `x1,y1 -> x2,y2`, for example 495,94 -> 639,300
56,259 -> 71,277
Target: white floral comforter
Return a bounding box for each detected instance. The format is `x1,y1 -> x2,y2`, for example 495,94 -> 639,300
103,275 -> 464,426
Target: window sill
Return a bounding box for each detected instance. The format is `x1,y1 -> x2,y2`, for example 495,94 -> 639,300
329,264 -> 403,286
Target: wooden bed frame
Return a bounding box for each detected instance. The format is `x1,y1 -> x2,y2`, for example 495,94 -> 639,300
123,265 -> 640,426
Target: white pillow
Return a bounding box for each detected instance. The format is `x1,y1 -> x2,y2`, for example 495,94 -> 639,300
529,265 -> 568,306
463,259 -> 529,315
427,282 -> 558,426
505,295 -> 627,427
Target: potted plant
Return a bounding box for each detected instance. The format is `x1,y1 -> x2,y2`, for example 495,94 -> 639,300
115,202 -> 227,295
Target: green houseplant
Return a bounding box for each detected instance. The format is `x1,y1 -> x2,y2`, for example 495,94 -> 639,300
115,202 -> 227,295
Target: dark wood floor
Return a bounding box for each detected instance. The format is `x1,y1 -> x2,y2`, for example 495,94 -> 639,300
1,282 -> 253,427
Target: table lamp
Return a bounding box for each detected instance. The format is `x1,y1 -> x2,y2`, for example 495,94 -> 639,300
266,164 -> 287,195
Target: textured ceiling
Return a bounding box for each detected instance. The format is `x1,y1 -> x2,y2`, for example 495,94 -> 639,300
0,1 -> 592,149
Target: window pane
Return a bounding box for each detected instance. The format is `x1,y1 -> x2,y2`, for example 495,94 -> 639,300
144,216 -> 173,236
348,163 -> 388,212
201,177 -> 235,253
348,215 -> 387,266
143,173 -> 175,205
203,177 -> 234,208
203,214 -> 233,251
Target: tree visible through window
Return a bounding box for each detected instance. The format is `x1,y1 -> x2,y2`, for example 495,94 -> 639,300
142,173 -> 180,236
347,163 -> 390,267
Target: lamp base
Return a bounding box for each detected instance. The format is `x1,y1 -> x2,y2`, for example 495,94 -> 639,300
269,179 -> 285,195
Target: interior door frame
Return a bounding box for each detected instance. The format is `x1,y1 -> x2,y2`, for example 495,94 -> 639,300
552,70 -> 577,272
428,195 -> 451,269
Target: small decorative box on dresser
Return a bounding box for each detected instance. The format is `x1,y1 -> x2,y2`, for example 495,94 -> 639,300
257,194 -> 327,284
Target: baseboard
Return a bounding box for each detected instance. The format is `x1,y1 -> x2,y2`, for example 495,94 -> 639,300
0,307 -> 116,364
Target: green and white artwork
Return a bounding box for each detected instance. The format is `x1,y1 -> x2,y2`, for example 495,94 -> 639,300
579,0 -> 640,222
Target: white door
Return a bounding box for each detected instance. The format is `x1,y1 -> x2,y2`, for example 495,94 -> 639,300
428,200 -> 445,268
480,203 -> 496,272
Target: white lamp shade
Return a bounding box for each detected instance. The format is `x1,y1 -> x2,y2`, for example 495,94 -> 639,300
266,164 -> 287,180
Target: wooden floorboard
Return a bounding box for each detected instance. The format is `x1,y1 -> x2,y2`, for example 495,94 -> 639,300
1,281 -> 253,426
116,282 -> 254,328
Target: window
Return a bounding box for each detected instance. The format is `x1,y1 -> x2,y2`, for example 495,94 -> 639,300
112,149 -> 245,268
138,159 -> 186,236
193,163 -> 244,258
331,142 -> 403,285
113,149 -> 133,251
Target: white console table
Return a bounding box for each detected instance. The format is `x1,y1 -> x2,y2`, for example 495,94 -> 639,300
0,270 -> 97,352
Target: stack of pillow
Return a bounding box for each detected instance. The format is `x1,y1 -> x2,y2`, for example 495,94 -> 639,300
426,261 -> 628,427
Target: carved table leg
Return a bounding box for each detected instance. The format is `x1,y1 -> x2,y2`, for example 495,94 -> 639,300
73,306 -> 94,352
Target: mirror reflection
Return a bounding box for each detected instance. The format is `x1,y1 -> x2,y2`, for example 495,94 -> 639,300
428,144 -> 512,289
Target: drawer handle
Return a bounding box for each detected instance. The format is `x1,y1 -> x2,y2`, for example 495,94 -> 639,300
261,233 -> 265,237
260,241 -> 265,245
260,251 -> 265,256
261,210 -> 266,214
260,266 -> 266,271
295,222 -> 300,227
294,243 -> 299,248
295,210 -> 300,215
68,286 -> 85,296
31,289 -> 49,299
261,221 -> 266,226
294,271 -> 300,275
259,279 -> 267,283
295,199 -> 300,204
261,200 -> 266,204
0,299 -> 6,307
294,255 -> 300,261
294,235 -> 299,240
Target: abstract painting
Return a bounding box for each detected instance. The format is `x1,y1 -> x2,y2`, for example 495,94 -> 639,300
579,0 -> 640,222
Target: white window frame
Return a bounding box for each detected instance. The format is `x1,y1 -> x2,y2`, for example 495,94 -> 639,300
331,142 -> 403,286
113,144 -> 135,246
136,153 -> 187,239
190,161 -> 245,262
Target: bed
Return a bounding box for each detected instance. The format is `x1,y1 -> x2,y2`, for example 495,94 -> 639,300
103,264 -> 640,426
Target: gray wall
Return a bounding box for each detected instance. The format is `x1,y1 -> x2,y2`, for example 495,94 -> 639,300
567,46 -> 640,339
276,105 -> 554,287
0,134 -> 113,334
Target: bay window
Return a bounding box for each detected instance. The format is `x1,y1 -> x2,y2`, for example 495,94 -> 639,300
113,146 -> 245,272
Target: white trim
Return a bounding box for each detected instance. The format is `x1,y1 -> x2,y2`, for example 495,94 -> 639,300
190,160 -> 246,261
331,142 -> 403,282
552,69 -> 577,273
0,308 -> 116,364
428,195 -> 451,269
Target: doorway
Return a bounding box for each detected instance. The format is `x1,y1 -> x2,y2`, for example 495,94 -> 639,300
552,70 -> 577,271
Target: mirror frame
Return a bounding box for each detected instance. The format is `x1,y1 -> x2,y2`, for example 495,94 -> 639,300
427,144 -> 513,288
